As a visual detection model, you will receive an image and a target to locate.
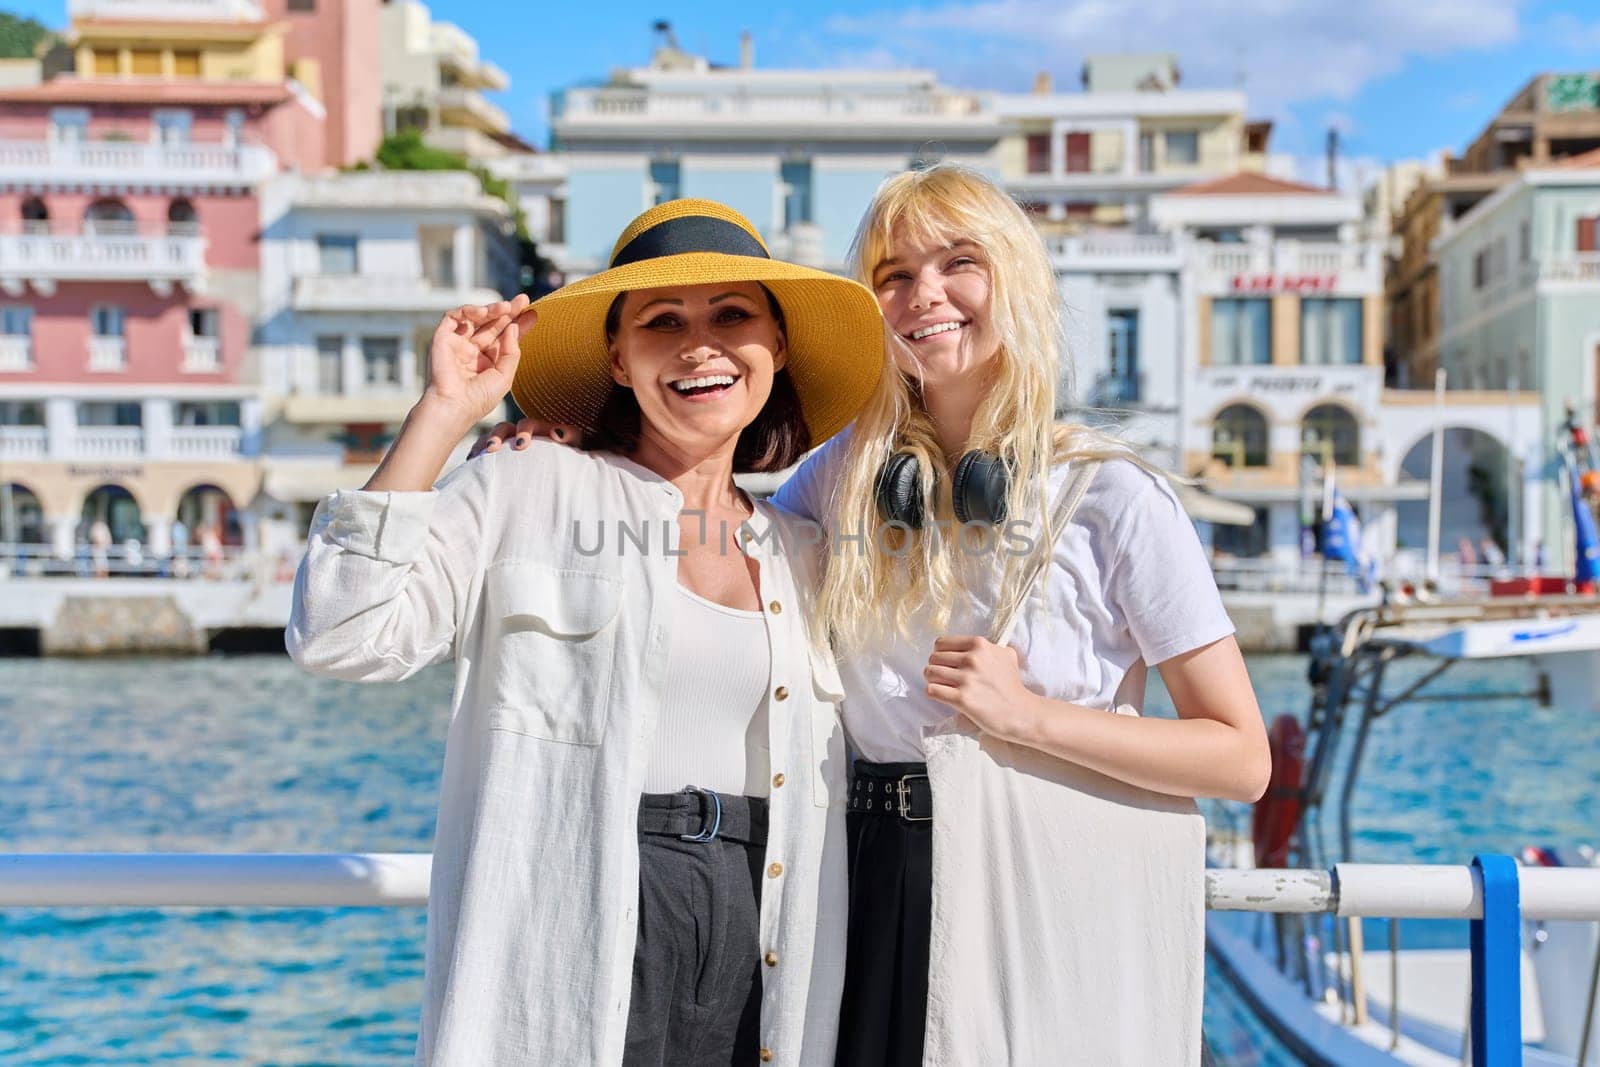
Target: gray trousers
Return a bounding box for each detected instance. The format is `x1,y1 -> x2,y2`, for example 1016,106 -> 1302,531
623,791 -> 767,1067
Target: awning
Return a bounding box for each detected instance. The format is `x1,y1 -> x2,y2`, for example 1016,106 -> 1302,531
261,463 -> 378,503
1172,481 -> 1259,526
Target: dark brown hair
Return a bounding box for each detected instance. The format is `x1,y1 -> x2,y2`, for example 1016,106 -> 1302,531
586,285 -> 811,473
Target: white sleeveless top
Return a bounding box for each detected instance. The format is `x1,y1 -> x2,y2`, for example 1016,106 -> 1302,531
641,585 -> 773,797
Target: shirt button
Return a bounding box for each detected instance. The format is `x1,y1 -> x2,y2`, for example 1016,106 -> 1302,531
759,1049 -> 774,1063
767,600 -> 782,614
764,950 -> 779,967
767,862 -> 783,879
774,685 -> 789,701
772,772 -> 785,788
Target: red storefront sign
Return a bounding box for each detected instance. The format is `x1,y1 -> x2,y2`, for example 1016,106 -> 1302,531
1230,274 -> 1338,293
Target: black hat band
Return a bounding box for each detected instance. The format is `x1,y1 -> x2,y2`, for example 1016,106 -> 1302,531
610,215 -> 770,268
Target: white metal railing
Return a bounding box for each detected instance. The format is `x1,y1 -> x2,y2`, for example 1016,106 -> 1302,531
0,229 -> 206,282
1209,556 -> 1503,598
0,140 -> 275,184
436,87 -> 510,131
0,425 -> 47,459
87,337 -> 127,372
561,87 -> 983,122
1540,255 -> 1600,284
67,0 -> 263,20
0,856 -> 1584,913
168,425 -> 241,458
292,273 -> 500,312
0,856 -> 1581,1066
0,335 -> 30,371
1198,241 -> 1381,284
1045,232 -> 1180,266
72,425 -> 142,457
0,541 -> 271,579
181,336 -> 221,373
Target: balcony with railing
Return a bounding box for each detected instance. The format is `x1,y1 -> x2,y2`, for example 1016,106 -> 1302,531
67,0 -> 264,20
0,222 -> 206,286
0,139 -> 276,187
0,336 -> 31,372
290,273 -> 501,314
181,336 -> 222,374
557,86 -> 995,136
1539,254 -> 1600,285
169,425 -> 242,459
87,337 -> 127,372
1191,239 -> 1383,292
1044,232 -> 1181,271
0,425 -> 47,460
72,426 -> 144,458
436,87 -> 510,134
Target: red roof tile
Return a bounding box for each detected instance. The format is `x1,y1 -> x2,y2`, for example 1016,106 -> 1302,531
1169,172 -> 1333,196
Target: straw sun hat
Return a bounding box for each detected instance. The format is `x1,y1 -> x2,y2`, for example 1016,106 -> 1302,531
513,198 -> 885,446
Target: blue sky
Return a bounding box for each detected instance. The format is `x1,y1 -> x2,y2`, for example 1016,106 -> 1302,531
10,0 -> 1600,184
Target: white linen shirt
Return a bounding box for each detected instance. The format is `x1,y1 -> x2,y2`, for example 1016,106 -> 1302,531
286,440 -> 849,1067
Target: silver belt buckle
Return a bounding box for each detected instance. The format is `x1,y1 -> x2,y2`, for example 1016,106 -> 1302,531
679,786 -> 723,842
896,774 -> 932,822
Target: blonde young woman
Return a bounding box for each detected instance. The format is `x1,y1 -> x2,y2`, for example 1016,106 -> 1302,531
289,200 -> 883,1065
478,168 -> 1269,1063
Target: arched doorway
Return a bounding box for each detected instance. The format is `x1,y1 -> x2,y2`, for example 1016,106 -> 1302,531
20,196 -> 49,234
167,198 -> 198,234
80,484 -> 145,545
1213,404 -> 1270,468
84,198 -> 135,235
177,484 -> 241,547
1302,403 -> 1361,467
0,483 -> 44,544
1396,428 -> 1512,559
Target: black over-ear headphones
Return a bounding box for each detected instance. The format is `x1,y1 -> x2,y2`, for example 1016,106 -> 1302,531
874,451 -> 1011,528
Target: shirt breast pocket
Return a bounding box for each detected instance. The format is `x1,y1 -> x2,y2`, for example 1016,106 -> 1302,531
809,653 -> 848,808
482,561 -> 623,746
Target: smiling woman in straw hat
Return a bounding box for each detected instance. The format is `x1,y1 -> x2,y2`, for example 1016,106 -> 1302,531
288,198 -> 882,1065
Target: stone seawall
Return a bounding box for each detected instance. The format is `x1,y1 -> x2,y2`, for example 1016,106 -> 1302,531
43,595 -> 210,656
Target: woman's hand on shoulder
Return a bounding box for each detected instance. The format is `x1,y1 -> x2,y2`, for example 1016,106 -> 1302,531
924,635 -> 1041,742
418,295 -> 538,437
468,415 -> 585,459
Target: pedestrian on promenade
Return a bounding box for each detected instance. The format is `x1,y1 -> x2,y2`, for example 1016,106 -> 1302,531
289,199 -> 885,1065
169,516 -> 190,578
88,517 -> 111,578
478,165 -> 1268,1064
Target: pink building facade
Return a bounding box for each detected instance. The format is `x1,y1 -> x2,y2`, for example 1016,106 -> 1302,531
0,81 -> 322,560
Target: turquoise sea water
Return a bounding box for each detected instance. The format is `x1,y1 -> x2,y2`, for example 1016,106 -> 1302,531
1,653 -> 1595,1065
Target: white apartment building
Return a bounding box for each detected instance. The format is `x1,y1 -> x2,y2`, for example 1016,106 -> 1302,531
540,32 -> 1000,276
998,55 -> 1272,467
380,0 -> 516,162
253,170 -> 518,546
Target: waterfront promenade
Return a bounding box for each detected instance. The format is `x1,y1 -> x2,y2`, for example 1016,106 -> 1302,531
0,543 -> 1506,654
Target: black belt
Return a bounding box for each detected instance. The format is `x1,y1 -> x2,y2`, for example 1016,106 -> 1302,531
847,761 -> 932,822
638,788 -> 768,846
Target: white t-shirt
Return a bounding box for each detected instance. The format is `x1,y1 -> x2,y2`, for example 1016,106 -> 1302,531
769,433 -> 1236,763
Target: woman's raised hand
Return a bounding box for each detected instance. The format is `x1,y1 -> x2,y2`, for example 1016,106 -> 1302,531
421,295 -> 538,434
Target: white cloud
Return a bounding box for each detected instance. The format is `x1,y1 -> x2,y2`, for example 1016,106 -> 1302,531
816,0 -> 1522,122
1546,14 -> 1600,51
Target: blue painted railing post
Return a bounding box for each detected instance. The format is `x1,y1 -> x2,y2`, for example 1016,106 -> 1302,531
1471,854 -> 1522,1066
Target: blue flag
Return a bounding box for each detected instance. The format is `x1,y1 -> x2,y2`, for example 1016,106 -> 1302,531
1567,456 -> 1600,586
1322,488 -> 1377,593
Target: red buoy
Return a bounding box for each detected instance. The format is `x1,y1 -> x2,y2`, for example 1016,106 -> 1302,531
1252,714 -> 1306,868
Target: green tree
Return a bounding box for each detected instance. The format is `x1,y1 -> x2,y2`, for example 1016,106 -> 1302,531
358,129 -> 549,292
0,11 -> 51,59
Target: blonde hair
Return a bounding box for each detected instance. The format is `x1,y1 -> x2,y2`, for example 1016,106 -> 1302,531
817,163 -> 1148,651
